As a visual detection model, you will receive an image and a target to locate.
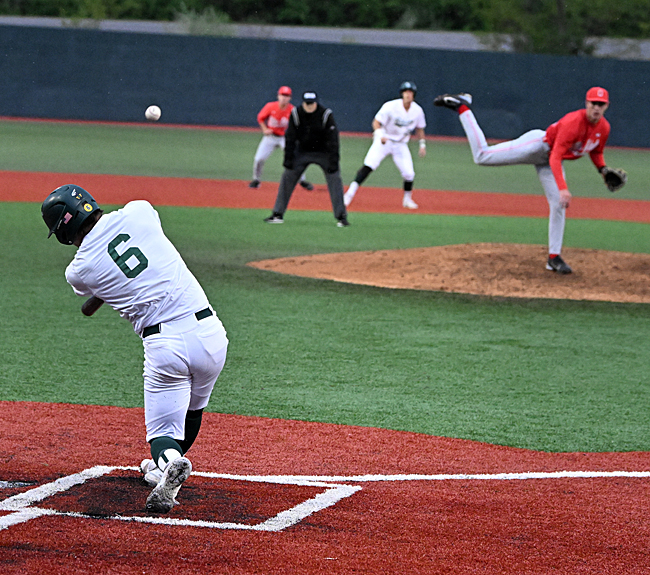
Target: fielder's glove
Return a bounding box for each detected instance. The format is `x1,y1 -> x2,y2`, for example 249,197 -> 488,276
600,166 -> 627,192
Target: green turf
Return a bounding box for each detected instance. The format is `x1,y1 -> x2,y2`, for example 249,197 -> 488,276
1,119 -> 649,199
2,199 -> 650,453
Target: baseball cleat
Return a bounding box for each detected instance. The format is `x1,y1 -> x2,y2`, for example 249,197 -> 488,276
299,180 -> 314,191
433,93 -> 473,111
140,458 -> 164,487
546,255 -> 572,274
248,179 -> 261,189
264,213 -> 284,224
402,198 -> 419,210
336,216 -> 350,227
146,457 -> 192,513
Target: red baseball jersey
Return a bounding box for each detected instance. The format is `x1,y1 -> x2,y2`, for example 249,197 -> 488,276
545,109 -> 610,191
257,101 -> 294,137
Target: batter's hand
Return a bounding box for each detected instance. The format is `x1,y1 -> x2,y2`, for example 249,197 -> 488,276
559,189 -> 572,209
81,296 -> 104,316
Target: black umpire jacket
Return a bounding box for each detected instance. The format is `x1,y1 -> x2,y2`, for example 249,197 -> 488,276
283,103 -> 340,173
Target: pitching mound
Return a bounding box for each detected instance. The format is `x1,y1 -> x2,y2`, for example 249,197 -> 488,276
248,243 -> 650,304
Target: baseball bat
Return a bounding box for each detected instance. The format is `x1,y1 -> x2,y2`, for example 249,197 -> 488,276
81,296 -> 104,316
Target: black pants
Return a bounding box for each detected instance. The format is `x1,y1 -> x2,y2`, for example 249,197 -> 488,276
272,152 -> 347,220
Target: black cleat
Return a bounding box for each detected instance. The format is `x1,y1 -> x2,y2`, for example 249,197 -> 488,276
299,180 -> 314,191
433,93 -> 473,111
248,179 -> 260,189
336,216 -> 350,227
546,255 -> 572,274
264,213 -> 284,224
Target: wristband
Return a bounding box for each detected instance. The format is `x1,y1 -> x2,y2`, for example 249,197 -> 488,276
419,139 -> 426,149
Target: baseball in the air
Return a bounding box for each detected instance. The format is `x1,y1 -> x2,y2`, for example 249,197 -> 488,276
145,105 -> 161,121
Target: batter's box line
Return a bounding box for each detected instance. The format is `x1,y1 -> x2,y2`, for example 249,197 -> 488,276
2,467 -> 650,532
0,465 -> 360,532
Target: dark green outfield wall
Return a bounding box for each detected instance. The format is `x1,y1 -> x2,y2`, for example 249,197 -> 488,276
1,24 -> 647,147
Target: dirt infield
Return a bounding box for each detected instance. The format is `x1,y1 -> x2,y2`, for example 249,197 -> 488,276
2,401 -> 650,574
249,243 -> 650,303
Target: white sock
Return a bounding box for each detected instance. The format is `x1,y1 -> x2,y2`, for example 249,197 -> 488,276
346,181 -> 359,198
403,191 -> 413,201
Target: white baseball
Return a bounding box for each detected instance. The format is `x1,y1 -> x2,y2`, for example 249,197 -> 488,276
145,105 -> 161,121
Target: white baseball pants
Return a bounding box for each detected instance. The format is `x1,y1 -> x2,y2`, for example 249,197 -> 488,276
252,134 -> 285,180
363,137 -> 415,181
459,110 -> 566,255
143,312 -> 228,442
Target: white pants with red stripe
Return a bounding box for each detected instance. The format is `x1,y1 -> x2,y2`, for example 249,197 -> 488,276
459,110 -> 566,255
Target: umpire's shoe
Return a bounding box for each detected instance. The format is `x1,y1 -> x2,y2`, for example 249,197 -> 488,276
546,255 -> 572,274
433,93 -> 473,111
146,457 -> 192,513
264,213 -> 284,224
248,179 -> 261,189
299,180 -> 314,191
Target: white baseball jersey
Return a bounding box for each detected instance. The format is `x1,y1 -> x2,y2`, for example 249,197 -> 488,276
374,99 -> 426,143
65,200 -> 212,336
66,200 -> 228,443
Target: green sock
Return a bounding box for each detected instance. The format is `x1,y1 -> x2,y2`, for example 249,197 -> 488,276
178,409 -> 203,455
150,436 -> 183,470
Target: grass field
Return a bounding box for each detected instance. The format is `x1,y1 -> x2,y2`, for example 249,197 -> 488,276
1,119 -> 650,453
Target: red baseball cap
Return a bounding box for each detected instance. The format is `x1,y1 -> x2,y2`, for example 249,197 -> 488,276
278,86 -> 292,96
586,86 -> 609,103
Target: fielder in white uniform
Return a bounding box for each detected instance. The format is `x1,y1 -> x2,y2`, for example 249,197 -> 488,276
344,81 -> 427,209
41,185 -> 228,513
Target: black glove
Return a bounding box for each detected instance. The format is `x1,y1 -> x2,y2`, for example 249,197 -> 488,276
600,166 -> 627,192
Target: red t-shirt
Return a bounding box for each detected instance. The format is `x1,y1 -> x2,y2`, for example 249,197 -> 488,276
257,101 -> 294,137
545,109 -> 610,191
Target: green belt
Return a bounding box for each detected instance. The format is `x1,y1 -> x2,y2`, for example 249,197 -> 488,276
142,307 -> 213,338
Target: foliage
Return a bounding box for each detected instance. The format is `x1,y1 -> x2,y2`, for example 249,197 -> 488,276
0,0 -> 649,54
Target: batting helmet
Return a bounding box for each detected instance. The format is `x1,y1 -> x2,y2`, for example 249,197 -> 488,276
42,184 -> 101,245
399,81 -> 417,96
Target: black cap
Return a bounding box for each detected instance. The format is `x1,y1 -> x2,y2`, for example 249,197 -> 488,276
302,91 -> 318,103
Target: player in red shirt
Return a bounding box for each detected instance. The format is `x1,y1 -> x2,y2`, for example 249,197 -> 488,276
434,87 -> 615,274
249,86 -> 313,191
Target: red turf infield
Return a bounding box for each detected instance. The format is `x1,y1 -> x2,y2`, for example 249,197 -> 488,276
3,172 -> 650,573
2,169 -> 650,222
1,401 -> 650,574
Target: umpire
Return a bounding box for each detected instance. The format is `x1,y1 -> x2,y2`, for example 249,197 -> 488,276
264,91 -> 349,227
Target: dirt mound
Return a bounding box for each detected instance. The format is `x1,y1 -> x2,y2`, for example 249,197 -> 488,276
248,243 -> 650,303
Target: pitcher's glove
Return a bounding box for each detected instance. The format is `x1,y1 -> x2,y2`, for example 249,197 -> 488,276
600,166 -> 627,192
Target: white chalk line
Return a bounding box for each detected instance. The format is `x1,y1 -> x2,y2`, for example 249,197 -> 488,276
1,466 -> 648,532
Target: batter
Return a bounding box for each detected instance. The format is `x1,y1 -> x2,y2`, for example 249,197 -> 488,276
344,81 -> 427,209
41,185 -> 228,513
434,87 -> 614,274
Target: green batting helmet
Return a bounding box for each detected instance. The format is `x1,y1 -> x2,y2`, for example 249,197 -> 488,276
42,184 -> 101,245
399,81 -> 417,96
